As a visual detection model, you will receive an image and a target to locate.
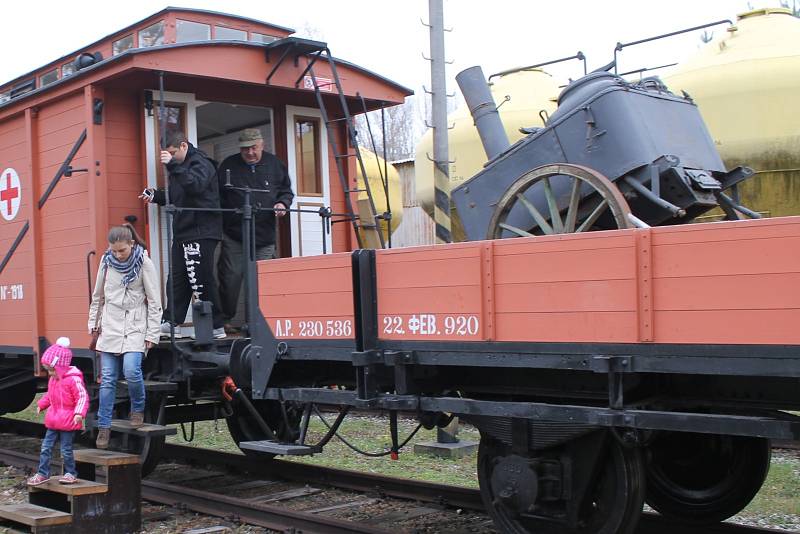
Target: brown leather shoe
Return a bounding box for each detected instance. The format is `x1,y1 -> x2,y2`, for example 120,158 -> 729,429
96,428 -> 110,449
129,411 -> 144,428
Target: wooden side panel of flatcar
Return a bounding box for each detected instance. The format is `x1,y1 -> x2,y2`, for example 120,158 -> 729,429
37,94 -> 92,344
651,216 -> 800,344
258,252 -> 355,339
0,113 -> 36,347
376,242 -> 486,341
371,217 -> 800,346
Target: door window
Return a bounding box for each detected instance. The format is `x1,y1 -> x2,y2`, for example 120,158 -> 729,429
294,117 -> 322,196
153,103 -> 187,188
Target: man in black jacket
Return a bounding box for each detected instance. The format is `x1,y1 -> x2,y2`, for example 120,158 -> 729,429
141,130 -> 226,339
217,128 -> 294,328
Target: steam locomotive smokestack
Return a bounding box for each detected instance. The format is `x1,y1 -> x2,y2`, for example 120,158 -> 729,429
456,66 -> 510,161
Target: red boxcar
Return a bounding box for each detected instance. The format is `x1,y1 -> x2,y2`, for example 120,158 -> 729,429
0,7 -> 409,361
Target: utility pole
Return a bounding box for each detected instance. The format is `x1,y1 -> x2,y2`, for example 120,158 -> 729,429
414,0 -> 477,461
427,0 -> 452,244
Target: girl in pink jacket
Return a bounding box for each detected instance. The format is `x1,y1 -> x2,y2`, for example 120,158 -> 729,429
27,337 -> 89,486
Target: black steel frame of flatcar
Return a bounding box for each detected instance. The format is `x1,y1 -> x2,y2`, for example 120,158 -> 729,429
249,248 -> 800,444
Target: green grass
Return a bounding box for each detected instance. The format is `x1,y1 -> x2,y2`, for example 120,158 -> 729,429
743,456 -> 800,517
165,414 -> 481,487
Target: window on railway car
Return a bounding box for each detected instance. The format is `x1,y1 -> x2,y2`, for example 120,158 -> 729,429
214,26 -> 246,40
61,62 -> 75,78
40,69 -> 58,87
177,20 -> 211,43
0,92 -> 9,104
250,32 -> 278,44
153,103 -> 187,187
112,34 -> 134,56
139,21 -> 165,47
295,117 -> 322,196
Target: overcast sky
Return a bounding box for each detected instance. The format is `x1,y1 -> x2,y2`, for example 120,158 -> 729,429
2,0 -> 766,92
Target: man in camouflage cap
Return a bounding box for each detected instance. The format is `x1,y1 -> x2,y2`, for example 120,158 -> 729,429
216,128 -> 294,330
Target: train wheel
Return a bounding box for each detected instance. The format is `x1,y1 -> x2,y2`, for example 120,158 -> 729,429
487,163 -> 634,240
478,432 -> 645,534
226,398 -> 301,458
96,392 -> 166,477
0,374 -> 37,415
645,432 -> 770,524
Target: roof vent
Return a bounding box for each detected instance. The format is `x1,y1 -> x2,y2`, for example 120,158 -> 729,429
74,52 -> 104,71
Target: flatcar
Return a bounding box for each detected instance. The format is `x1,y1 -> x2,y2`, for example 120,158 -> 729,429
0,9 -> 799,534
239,59 -> 800,533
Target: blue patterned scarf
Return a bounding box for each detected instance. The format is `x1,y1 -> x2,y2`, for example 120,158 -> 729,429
102,244 -> 145,286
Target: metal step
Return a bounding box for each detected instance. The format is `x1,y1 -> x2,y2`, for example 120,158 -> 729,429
238,440 -> 318,456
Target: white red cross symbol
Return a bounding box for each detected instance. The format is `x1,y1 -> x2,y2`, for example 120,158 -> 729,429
0,168 -> 21,221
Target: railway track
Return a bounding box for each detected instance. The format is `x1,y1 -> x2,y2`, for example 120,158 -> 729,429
0,418 -> 796,534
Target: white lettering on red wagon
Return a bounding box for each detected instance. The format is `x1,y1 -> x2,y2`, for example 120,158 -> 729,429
274,318 -> 353,338
0,283 -> 24,300
0,168 -> 21,221
382,315 -> 480,337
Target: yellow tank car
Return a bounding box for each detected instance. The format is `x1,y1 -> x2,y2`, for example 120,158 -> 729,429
356,147 -> 403,242
663,8 -> 800,219
414,69 -> 560,238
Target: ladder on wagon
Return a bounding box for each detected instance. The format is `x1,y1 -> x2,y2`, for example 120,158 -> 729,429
264,37 -> 387,249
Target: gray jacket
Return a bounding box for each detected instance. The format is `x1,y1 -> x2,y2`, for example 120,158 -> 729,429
88,254 -> 162,354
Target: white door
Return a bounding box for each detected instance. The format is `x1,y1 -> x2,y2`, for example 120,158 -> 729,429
285,106 -> 331,256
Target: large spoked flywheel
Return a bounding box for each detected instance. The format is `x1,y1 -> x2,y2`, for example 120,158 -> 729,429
487,163 -> 634,240
478,431 -> 645,534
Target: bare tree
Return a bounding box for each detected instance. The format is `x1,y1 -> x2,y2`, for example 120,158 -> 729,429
296,22 -> 326,42
700,30 -> 714,43
355,95 -> 423,162
780,0 -> 799,16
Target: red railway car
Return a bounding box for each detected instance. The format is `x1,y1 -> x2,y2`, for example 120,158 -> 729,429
2,9 -> 800,534
252,217 -> 800,534
0,6 -> 408,473
0,7 -> 407,385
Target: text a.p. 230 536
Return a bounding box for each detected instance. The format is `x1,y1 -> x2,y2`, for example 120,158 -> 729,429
270,314 -> 481,340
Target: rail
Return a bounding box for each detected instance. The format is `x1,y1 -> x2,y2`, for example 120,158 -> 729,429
0,439 -> 795,534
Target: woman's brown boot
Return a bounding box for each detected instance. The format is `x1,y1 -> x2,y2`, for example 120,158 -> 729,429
96,428 -> 110,449
129,412 -> 144,427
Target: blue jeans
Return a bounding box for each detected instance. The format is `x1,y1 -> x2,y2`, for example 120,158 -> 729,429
98,351 -> 145,428
38,428 -> 76,477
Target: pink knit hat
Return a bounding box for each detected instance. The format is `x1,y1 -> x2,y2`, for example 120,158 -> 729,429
41,337 -> 73,370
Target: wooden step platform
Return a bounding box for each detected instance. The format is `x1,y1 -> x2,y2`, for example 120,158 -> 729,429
74,448 -> 140,466
0,446 -> 142,534
84,418 -> 177,437
0,503 -> 71,527
28,478 -> 107,496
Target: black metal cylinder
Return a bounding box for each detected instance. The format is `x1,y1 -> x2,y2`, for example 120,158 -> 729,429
456,66 -> 510,161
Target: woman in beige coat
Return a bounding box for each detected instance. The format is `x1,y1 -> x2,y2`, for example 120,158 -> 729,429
88,225 -> 162,448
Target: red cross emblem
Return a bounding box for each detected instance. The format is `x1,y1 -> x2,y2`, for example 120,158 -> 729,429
0,168 -> 21,221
